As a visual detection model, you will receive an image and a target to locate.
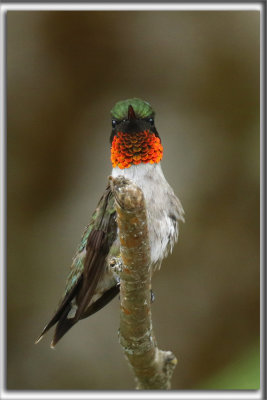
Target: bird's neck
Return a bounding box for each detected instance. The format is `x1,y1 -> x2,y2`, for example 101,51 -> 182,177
111,162 -> 167,193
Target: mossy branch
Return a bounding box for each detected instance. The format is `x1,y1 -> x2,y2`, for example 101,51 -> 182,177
110,176 -> 177,390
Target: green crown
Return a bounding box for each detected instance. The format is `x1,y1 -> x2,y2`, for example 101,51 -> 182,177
111,98 -> 154,120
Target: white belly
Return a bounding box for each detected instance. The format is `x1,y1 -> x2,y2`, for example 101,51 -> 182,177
112,163 -> 184,268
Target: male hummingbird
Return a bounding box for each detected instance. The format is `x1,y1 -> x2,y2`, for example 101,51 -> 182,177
35,98 -> 184,348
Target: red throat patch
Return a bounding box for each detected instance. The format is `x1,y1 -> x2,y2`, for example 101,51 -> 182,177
111,130 -> 163,169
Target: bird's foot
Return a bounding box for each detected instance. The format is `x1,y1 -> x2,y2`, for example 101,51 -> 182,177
109,257 -> 123,284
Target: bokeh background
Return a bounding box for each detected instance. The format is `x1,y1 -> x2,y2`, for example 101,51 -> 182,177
7,10 -> 260,390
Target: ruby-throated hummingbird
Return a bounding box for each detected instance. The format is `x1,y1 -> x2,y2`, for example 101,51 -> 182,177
35,98 -> 184,348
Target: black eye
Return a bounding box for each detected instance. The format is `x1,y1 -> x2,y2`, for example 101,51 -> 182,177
112,120 -> 117,128
148,118 -> 154,125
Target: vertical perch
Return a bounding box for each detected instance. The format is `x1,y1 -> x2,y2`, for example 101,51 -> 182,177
110,176 -> 177,390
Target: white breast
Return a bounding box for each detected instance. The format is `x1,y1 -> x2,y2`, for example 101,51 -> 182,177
112,163 -> 184,268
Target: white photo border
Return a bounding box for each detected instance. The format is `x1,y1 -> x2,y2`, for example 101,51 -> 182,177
0,2 -> 265,400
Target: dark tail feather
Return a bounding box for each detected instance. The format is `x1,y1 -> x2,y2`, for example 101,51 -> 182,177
35,307 -> 69,345
80,284 -> 120,320
35,314 -> 61,344
36,283 -> 120,348
35,278 -> 82,345
51,285 -> 120,347
50,304 -> 76,348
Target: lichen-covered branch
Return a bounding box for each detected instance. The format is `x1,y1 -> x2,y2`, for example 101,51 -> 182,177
110,176 -> 177,390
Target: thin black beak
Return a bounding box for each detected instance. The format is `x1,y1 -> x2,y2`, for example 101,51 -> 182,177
128,105 -> 136,120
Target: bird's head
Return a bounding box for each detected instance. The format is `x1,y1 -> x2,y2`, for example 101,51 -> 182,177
110,98 -> 163,169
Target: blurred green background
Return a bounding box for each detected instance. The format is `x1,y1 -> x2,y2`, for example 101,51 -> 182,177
7,10 -> 260,390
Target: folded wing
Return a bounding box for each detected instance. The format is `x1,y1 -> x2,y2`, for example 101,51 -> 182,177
35,184 -> 118,347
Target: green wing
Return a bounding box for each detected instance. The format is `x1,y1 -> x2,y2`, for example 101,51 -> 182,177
36,184 -> 118,347
64,185 -> 116,296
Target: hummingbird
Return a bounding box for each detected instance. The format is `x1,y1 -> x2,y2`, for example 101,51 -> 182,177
35,98 -> 184,348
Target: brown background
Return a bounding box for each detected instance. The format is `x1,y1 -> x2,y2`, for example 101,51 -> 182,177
7,10 -> 260,390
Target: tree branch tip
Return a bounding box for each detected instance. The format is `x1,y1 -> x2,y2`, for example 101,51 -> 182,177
110,176 -> 145,211
109,175 -> 132,190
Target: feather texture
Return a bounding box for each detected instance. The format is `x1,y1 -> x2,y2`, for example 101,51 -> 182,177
36,185 -> 118,346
